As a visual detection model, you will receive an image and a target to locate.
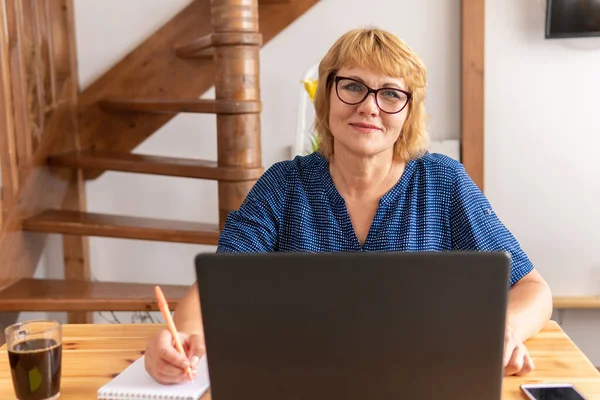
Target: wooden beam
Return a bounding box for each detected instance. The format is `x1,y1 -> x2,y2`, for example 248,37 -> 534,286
55,0 -> 89,326
461,0 -> 485,191
62,170 -> 92,324
78,0 -> 320,180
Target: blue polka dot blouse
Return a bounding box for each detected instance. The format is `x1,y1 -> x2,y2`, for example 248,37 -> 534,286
217,152 -> 533,286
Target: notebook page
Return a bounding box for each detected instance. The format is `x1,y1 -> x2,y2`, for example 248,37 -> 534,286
97,355 -> 210,400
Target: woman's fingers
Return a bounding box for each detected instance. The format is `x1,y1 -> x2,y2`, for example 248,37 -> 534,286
505,342 -> 533,376
145,328 -> 191,384
516,350 -> 535,376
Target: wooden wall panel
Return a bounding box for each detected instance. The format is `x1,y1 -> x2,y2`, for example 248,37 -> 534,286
0,0 -> 81,330
461,0 -> 485,191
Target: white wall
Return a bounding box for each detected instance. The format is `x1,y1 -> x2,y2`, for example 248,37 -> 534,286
485,0 -> 600,363
76,0 -> 195,89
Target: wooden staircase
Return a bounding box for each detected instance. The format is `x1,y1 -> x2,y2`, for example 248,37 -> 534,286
22,210 -> 221,245
0,279 -> 190,312
0,0 -> 318,328
48,150 -> 264,181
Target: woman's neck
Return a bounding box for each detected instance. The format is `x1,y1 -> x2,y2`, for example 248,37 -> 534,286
329,149 -> 402,202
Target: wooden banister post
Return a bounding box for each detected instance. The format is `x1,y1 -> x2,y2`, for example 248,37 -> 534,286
0,0 -> 20,222
62,169 -> 92,324
211,0 -> 263,230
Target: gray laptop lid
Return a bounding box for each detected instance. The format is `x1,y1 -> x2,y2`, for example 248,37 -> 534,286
195,252 -> 510,400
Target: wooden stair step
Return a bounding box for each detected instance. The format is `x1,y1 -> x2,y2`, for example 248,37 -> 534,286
0,278 -> 189,311
176,32 -> 262,58
48,150 -> 263,181
22,210 -> 220,245
99,99 -> 261,114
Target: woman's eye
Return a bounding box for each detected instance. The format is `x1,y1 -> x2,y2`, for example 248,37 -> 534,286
381,90 -> 401,99
344,83 -> 364,92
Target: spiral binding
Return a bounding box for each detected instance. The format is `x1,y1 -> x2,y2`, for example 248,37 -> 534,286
97,391 -> 196,400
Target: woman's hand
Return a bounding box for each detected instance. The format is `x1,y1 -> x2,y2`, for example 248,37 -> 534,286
144,328 -> 206,384
503,328 -> 534,376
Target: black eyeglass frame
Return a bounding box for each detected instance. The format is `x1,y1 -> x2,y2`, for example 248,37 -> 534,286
333,76 -> 412,114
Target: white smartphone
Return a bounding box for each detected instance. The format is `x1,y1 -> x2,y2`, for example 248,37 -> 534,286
520,383 -> 586,400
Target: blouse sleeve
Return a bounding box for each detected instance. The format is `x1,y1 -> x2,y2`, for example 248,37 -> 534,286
216,162 -> 289,253
450,164 -> 534,286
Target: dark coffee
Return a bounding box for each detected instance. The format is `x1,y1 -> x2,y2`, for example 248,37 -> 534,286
8,338 -> 62,400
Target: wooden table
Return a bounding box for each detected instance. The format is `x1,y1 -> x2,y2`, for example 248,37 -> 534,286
0,321 -> 599,399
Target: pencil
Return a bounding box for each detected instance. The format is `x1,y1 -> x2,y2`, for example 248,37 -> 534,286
154,285 -> 194,382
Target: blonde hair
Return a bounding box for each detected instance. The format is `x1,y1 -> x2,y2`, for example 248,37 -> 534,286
313,28 -> 429,162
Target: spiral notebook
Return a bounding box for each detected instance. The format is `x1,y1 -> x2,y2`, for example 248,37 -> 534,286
97,354 -> 210,400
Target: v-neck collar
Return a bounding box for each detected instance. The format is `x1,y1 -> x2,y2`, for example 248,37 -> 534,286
312,151 -> 420,250
313,151 -> 419,207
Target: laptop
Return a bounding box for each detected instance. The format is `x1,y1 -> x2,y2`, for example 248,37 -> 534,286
195,251 -> 510,400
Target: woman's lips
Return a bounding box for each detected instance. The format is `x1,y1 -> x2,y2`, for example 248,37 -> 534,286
350,123 -> 382,133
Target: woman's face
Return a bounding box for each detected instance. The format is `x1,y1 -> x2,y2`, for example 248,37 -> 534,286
328,66 -> 409,159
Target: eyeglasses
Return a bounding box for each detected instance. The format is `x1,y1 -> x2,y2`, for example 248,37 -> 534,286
334,76 -> 412,114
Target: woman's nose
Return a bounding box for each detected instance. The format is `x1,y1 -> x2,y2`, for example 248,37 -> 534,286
357,93 -> 379,115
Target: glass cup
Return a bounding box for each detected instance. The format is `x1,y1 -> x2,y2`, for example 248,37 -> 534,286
5,320 -> 62,400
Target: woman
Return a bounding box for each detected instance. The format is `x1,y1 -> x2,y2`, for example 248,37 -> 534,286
145,28 -> 552,383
